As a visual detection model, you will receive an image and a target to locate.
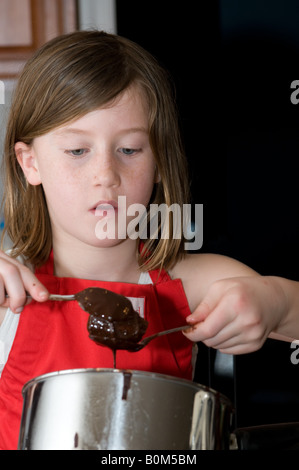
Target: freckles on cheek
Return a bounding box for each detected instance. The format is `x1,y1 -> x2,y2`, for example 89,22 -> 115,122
133,162 -> 156,184
40,169 -> 79,208
132,179 -> 156,206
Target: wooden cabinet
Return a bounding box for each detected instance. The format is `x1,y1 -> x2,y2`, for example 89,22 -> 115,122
0,0 -> 77,78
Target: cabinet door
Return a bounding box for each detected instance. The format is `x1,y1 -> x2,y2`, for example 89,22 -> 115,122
0,0 -> 77,78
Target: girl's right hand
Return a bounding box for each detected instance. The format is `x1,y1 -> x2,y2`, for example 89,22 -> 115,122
0,250 -> 49,313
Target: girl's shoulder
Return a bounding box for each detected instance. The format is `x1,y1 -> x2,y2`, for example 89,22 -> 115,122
170,252 -> 257,312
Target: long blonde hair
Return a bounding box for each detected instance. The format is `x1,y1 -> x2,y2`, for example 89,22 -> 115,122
1,30 -> 190,270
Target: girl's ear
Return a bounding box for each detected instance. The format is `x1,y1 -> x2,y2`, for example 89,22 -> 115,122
15,142 -> 42,186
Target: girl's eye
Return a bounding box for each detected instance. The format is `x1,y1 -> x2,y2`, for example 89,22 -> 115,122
66,149 -> 87,157
120,148 -> 140,156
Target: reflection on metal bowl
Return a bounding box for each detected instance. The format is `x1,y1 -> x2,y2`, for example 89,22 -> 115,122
18,368 -> 232,450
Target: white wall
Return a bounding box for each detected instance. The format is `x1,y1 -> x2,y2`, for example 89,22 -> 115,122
0,79 -> 13,149
0,79 -> 14,235
78,0 -> 117,33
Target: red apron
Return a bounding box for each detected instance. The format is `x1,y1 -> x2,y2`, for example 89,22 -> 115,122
0,251 -> 193,450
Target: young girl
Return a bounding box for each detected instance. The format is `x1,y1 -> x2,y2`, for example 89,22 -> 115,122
0,30 -> 298,450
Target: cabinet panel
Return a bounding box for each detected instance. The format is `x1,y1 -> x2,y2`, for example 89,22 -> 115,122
0,0 -> 32,46
0,0 -> 77,77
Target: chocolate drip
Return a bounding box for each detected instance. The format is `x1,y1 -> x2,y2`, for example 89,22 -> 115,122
122,371 -> 132,400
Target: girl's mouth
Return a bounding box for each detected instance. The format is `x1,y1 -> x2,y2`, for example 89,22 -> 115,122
92,200 -> 118,217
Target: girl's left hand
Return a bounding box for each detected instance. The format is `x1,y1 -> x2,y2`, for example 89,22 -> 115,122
183,276 -> 287,354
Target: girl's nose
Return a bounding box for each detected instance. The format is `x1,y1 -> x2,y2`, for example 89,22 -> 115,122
93,154 -> 120,188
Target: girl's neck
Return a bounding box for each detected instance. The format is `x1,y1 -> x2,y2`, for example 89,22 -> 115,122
51,237 -> 141,283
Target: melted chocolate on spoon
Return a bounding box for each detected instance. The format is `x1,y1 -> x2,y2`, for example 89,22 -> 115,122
75,287 -> 148,367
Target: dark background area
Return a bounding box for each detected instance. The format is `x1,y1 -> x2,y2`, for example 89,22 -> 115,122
116,0 -> 299,428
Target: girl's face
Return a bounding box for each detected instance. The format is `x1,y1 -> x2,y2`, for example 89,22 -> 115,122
16,86 -> 158,249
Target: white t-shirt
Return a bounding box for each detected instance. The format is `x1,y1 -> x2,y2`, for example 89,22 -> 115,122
0,308 -> 20,377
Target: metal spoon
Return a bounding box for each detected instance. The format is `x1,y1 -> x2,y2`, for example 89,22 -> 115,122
48,293 -> 192,351
45,294 -> 192,349
5,293 -> 75,301
6,291 -> 192,349
131,325 -> 192,351
111,324 -> 192,368
48,294 -> 76,301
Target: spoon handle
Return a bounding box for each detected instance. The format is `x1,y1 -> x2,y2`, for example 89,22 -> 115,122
140,325 -> 191,346
151,324 -> 191,338
5,294 -> 76,301
48,294 -> 76,301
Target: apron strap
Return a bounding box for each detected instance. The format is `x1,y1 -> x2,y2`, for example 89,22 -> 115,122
149,268 -> 171,284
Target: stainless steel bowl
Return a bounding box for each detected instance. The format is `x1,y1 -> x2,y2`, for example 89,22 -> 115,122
18,368 -> 232,450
